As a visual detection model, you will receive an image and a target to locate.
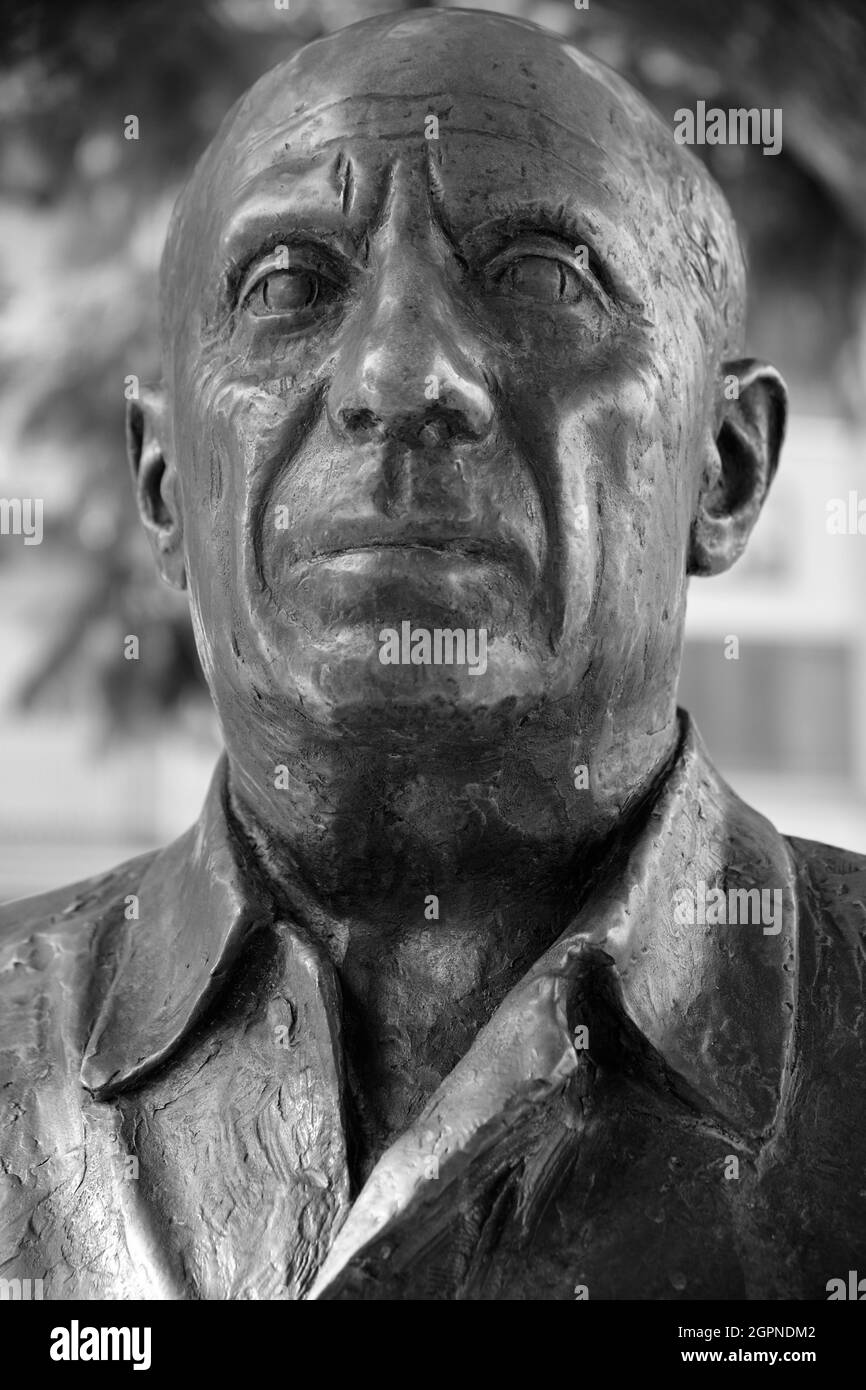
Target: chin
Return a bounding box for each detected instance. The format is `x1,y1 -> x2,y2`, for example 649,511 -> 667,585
284,641 -> 549,743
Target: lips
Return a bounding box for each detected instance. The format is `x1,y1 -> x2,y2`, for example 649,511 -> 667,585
291,529 -> 537,589
310,535 -> 503,561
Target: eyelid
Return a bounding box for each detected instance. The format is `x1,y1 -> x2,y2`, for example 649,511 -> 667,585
484,238 -> 611,307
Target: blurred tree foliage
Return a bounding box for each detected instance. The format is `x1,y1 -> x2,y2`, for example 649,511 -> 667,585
0,0 -> 863,729
0,0 -> 328,730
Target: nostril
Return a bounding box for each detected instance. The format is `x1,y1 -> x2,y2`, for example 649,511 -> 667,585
339,406 -> 382,440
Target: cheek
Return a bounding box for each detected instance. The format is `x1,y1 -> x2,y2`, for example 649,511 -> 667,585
555,356 -> 699,658
588,338 -> 703,564
175,369 -> 321,680
178,362 -> 320,556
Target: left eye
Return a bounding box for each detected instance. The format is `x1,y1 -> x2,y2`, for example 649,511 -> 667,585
493,255 -> 584,304
243,268 -> 320,317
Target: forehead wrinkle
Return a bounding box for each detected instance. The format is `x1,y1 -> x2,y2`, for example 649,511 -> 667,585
228,150 -> 347,212
368,152 -> 402,239
425,138 -> 446,211
229,90 -> 620,162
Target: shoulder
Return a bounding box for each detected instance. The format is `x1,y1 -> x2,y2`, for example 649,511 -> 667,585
0,851 -> 160,1099
0,852 -> 159,1246
0,852 -> 160,1066
786,834 -> 866,937
785,834 -> 866,1027
0,850 -> 158,956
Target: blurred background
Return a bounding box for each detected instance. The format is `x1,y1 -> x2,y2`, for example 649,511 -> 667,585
1,0 -> 865,902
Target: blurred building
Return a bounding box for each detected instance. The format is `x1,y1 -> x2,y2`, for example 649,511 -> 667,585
681,413 -> 866,850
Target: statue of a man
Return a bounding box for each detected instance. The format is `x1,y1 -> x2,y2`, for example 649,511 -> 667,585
2,7 -> 864,1301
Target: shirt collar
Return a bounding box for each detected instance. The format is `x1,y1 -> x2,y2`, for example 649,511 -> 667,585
80,758 -> 271,1097
81,711 -> 797,1158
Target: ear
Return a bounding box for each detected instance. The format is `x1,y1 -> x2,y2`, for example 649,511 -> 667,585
126,384 -> 186,590
688,359 -> 787,577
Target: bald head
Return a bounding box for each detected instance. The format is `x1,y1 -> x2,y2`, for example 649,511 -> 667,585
160,7 -> 745,373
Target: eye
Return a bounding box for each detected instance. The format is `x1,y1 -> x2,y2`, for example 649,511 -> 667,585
493,254 -> 584,305
243,267 -> 320,318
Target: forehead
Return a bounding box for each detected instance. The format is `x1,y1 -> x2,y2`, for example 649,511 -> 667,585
201,13 -> 670,246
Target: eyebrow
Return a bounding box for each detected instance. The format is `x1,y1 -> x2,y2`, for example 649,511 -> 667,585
222,200 -> 360,268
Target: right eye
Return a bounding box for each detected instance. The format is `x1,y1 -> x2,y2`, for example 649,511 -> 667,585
236,244 -> 346,323
243,268 -> 321,318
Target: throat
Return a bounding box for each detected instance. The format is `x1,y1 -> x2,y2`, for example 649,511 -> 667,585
337,916 -> 548,1185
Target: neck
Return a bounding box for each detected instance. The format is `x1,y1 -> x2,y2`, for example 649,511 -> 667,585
225,694 -> 680,1164
226,693 -> 680,953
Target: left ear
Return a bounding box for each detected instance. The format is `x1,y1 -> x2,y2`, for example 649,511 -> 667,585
688,359 -> 787,576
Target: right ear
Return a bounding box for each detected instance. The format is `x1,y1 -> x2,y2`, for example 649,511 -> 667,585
126,384 -> 186,590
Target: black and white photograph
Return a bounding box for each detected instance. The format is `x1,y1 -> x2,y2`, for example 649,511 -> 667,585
1,0 -> 865,1351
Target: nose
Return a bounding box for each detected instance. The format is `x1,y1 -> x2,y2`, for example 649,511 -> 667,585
327,248 -> 496,449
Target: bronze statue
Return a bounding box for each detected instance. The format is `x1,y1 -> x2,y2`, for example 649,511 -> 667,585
1,7 -> 864,1301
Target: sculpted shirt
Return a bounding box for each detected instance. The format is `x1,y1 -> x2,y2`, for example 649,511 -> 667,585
1,712 -> 865,1300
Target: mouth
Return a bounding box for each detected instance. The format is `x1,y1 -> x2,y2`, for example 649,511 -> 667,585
295,534 -> 536,588
308,537 -> 505,562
